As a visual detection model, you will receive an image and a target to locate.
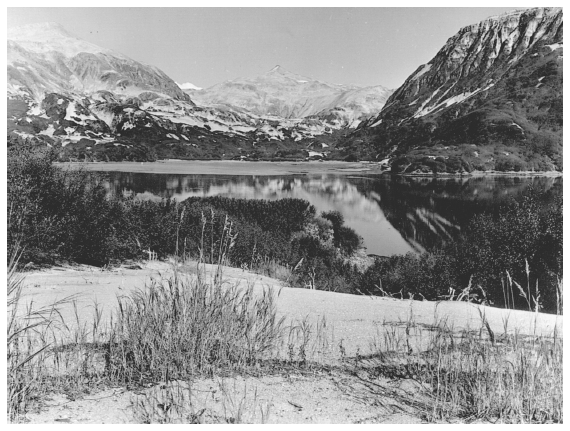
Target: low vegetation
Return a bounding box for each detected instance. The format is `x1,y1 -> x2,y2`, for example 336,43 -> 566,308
8,146 -> 363,293
8,145 -> 563,311
7,145 -> 563,423
8,254 -> 562,423
360,187 -> 562,313
363,308 -> 563,423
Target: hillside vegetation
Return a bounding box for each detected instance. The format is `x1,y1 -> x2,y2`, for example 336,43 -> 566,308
344,8 -> 563,173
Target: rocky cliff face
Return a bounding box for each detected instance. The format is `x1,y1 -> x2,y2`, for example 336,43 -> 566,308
351,7 -> 563,173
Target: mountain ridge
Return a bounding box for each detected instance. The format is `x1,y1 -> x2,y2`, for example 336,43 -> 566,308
190,64 -> 391,122
7,9 -> 563,170
348,6 -> 563,173
7,23 -> 391,162
8,22 -> 190,101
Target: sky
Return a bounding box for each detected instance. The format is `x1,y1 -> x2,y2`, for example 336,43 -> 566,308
7,6 -> 528,90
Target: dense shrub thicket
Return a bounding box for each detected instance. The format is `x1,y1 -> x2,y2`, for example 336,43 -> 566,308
360,188 -> 562,313
7,147 -> 363,293
8,147 -> 562,312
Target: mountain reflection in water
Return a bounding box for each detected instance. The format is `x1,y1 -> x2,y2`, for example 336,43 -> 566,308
101,172 -> 561,257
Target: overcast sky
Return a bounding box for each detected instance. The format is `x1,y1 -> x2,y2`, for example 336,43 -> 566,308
8,7 -> 527,90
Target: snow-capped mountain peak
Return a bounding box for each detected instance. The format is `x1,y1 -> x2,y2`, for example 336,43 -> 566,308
191,65 -> 392,120
176,82 -> 202,91
8,21 -> 121,59
8,22 -> 189,101
353,6 -> 562,173
8,21 -> 73,40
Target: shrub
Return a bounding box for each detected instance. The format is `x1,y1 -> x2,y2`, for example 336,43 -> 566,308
321,211 -> 363,255
361,251 -> 458,299
7,147 -> 364,298
456,188 -> 562,311
360,187 -> 562,312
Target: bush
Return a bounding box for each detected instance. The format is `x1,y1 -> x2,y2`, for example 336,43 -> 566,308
361,251 -> 458,300
456,188 -> 562,311
7,148 -> 363,285
8,146 -> 131,265
321,211 -> 363,255
360,187 -> 562,312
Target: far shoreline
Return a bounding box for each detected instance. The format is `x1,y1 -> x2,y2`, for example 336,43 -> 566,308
57,160 -> 563,178
57,160 -> 387,176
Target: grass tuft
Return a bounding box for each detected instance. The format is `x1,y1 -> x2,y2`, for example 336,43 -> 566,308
105,265 -> 285,383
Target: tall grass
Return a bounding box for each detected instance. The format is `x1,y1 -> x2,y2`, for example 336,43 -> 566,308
8,250 -> 563,424
7,248 -> 73,420
362,308 -> 563,424
422,324 -> 563,422
106,267 -> 285,383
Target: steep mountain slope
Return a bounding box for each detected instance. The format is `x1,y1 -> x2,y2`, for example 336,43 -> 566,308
8,22 -> 190,102
190,65 -> 392,124
349,7 -> 563,173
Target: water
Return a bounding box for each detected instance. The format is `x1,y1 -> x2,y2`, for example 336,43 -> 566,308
101,172 -> 562,257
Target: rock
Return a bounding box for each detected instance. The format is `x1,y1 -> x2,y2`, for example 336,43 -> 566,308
353,7 -> 563,173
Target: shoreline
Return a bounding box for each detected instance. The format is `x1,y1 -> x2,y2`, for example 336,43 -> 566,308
58,160 -> 387,176
57,160 -> 562,178
397,170 -> 562,178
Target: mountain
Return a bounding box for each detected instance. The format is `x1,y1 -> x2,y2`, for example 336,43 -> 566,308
176,82 -> 202,91
348,7 -> 563,173
190,65 -> 393,125
8,23 -> 392,162
311,85 -> 393,128
8,22 -> 190,102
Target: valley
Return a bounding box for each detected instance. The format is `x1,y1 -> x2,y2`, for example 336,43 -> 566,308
7,7 -> 564,425
7,7 -> 562,173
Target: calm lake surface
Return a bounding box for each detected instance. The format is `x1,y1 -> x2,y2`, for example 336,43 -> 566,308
100,170 -> 562,257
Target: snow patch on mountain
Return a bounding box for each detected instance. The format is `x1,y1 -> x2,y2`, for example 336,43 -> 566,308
8,22 -> 123,59
546,42 -> 563,51
411,64 -> 432,81
8,22 -> 190,101
176,82 -> 203,91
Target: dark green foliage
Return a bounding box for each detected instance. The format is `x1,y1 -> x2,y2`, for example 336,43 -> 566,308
9,148 -> 560,312
361,187 -> 562,313
458,188 -> 562,312
360,251 -> 458,300
343,153 -> 358,162
7,146 -> 134,265
7,148 -> 361,298
321,211 -> 363,255
183,196 -> 316,236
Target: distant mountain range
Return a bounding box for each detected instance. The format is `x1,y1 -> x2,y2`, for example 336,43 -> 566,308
7,8 -> 563,171
7,22 -> 392,162
190,65 -> 392,127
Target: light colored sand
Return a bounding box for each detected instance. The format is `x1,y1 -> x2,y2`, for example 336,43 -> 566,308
57,160 -> 385,176
18,261 -> 562,356
16,262 -> 562,424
